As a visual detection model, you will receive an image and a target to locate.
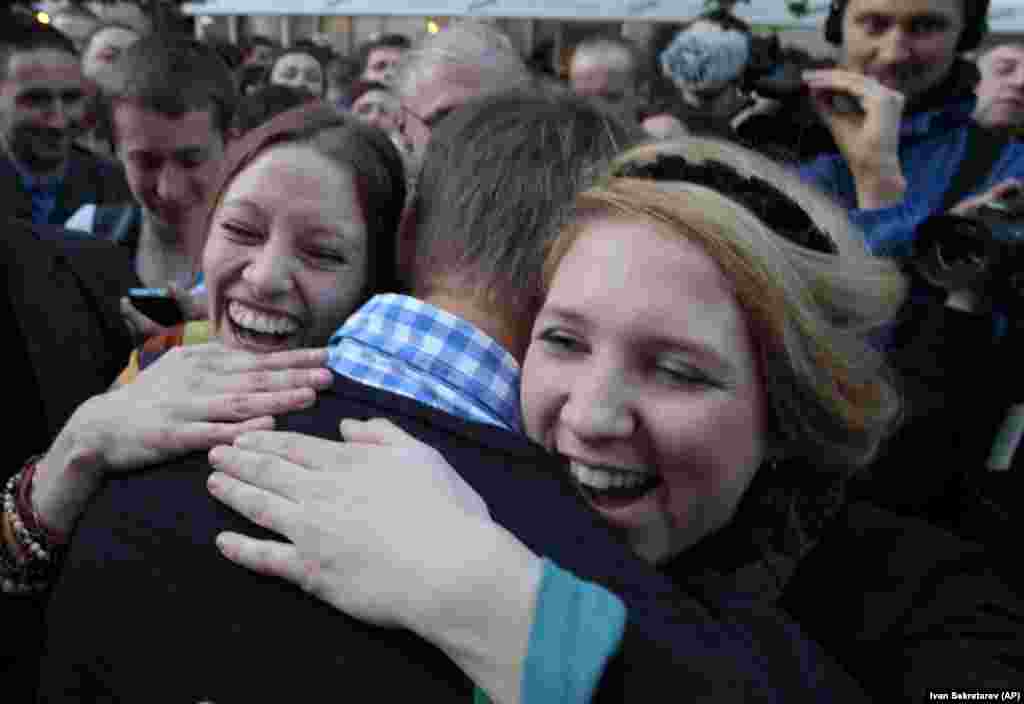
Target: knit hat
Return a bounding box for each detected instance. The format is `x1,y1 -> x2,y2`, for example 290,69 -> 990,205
660,20 -> 751,95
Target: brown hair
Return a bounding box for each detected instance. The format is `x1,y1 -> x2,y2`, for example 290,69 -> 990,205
200,101 -> 406,297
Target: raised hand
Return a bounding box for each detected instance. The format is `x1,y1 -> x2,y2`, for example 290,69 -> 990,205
804,69 -> 908,209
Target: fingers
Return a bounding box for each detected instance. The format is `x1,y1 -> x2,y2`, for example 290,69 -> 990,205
214,532 -> 316,593
166,282 -> 208,321
803,69 -> 903,115
207,468 -> 301,536
339,418 -> 418,447
121,297 -> 167,341
202,345 -> 331,377
951,180 -> 1023,215
209,442 -> 318,502
166,416 -> 277,454
200,387 -> 319,422
173,344 -> 333,393
230,430 -> 351,471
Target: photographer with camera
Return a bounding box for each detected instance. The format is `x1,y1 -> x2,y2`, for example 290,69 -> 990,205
798,0 -> 1024,257
793,0 -> 1024,557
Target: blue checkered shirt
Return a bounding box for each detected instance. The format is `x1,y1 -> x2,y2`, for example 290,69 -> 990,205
327,294 -> 522,432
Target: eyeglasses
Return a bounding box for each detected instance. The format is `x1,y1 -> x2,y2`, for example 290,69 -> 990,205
400,104 -> 454,131
614,154 -> 837,255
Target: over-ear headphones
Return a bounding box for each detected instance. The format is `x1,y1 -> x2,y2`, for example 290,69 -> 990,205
824,0 -> 989,53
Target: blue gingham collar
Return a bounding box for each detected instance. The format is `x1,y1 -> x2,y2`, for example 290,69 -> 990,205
329,294 -> 522,431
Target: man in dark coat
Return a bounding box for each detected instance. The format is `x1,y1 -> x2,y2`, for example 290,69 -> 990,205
0,14 -> 130,225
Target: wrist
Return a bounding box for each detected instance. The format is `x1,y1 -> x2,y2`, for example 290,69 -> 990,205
407,519 -> 542,704
852,161 -> 906,209
33,417 -> 107,535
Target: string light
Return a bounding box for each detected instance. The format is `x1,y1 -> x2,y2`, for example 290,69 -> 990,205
36,11 -> 51,24
426,20 -> 440,34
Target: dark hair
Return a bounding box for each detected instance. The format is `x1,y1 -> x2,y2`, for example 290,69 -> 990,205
236,63 -> 269,96
205,102 -> 406,298
206,37 -> 245,71
247,35 -> 277,50
0,13 -> 77,81
357,34 -> 410,75
266,47 -> 329,97
412,90 -> 641,320
825,0 -> 988,52
107,34 -> 238,136
231,83 -> 312,135
326,54 -> 362,107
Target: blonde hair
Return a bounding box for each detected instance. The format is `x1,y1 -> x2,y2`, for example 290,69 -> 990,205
546,137 -> 906,471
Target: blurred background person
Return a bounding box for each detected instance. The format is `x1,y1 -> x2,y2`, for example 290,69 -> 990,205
326,53 -> 362,109
267,46 -> 327,99
974,42 -> 1024,132
50,4 -> 100,52
81,22 -> 142,92
349,79 -> 401,133
1,13 -> 130,225
230,83 -> 312,138
569,36 -> 639,106
358,33 -> 410,86
240,35 -> 278,69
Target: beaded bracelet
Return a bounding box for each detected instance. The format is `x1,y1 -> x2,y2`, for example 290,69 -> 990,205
1,457 -> 65,594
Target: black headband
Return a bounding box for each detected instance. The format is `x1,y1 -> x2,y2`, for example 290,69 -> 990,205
614,154 -> 836,255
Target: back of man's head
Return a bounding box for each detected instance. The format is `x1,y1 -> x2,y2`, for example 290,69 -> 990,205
106,34 -> 238,136
395,21 -> 530,103
0,12 -> 78,81
412,90 -> 640,327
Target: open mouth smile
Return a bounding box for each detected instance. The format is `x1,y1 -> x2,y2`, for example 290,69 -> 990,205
568,460 -> 663,509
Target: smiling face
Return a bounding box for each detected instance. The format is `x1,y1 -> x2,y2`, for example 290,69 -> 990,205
203,144 -> 369,353
522,216 -> 767,563
975,44 -> 1024,129
269,52 -> 324,98
0,48 -> 88,172
840,0 -> 964,104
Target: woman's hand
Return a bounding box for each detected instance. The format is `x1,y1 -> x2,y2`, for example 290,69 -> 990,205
208,419 -> 537,703
33,343 -> 333,533
804,69 -> 907,209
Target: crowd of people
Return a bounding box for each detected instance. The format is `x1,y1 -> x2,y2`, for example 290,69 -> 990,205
2,0 -> 1023,702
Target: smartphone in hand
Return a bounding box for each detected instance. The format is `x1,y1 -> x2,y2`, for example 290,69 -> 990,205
127,288 -> 185,327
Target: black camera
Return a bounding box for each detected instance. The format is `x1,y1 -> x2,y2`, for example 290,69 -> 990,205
914,190 -> 1024,309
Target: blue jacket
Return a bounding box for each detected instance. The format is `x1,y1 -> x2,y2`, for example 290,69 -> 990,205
800,97 -> 1024,258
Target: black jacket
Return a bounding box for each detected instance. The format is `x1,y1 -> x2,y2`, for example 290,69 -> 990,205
39,374 -> 869,703
2,217 -> 139,703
